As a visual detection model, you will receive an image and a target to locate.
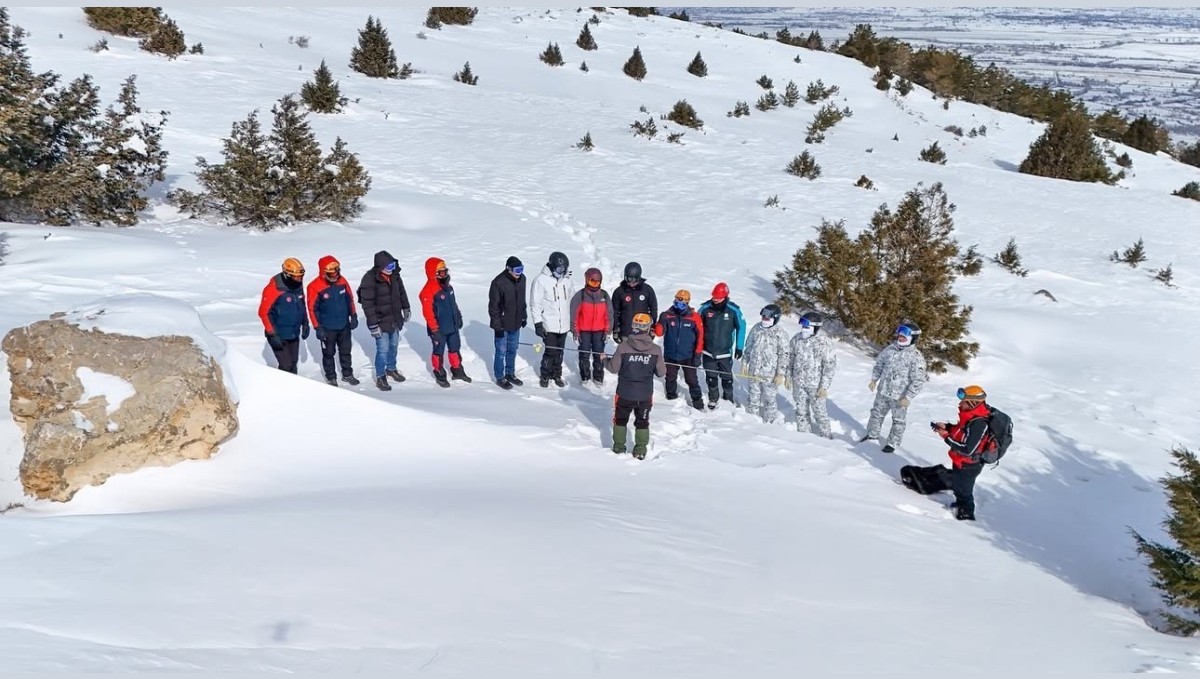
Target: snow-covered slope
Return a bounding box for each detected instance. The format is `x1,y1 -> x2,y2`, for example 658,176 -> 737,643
2,7 -> 1199,672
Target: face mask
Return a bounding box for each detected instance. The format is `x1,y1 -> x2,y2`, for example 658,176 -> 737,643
553,267 -> 566,279
673,300 -> 687,312
760,319 -> 773,329
896,335 -> 912,347
799,327 -> 814,339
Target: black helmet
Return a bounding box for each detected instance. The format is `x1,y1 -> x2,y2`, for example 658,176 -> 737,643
800,311 -> 824,330
896,320 -> 921,345
548,251 -> 569,276
623,261 -> 642,283
760,304 -> 782,327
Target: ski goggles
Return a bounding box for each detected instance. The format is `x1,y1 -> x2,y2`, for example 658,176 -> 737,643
957,386 -> 987,401
799,317 -> 813,328
435,267 -> 450,279
509,265 -> 525,276
324,264 -> 340,275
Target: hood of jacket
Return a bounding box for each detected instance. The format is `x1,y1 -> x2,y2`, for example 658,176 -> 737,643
374,250 -> 398,271
623,332 -> 657,351
424,257 -> 446,281
318,255 -> 340,276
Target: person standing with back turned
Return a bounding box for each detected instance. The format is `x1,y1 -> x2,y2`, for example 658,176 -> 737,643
605,312 -> 665,460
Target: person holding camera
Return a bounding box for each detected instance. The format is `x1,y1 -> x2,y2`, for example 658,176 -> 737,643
930,385 -> 992,521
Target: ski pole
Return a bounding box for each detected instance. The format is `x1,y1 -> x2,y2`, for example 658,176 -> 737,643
520,341 -> 771,382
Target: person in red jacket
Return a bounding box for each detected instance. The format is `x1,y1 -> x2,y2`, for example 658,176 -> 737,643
569,267 -> 612,386
654,289 -> 706,410
257,257 -> 309,374
307,255 -> 360,387
931,385 -> 991,521
418,257 -> 471,388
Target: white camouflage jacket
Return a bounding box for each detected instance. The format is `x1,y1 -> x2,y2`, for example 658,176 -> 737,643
743,323 -> 790,378
788,332 -> 836,390
871,342 -> 927,401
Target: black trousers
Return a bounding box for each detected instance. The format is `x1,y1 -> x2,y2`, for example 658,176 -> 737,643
665,362 -> 702,401
614,396 -> 652,430
320,327 -> 354,379
272,338 -> 300,374
951,462 -> 984,515
540,332 -> 567,379
703,355 -> 733,400
577,331 -> 606,379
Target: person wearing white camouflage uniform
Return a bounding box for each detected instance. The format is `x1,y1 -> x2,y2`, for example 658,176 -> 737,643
742,304 -> 790,423
786,311 -> 836,438
862,322 -> 928,453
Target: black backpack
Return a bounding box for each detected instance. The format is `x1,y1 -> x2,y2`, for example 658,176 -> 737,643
980,405 -> 1013,464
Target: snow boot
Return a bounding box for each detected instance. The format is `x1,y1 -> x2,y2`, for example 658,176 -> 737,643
665,392 -> 678,401
496,377 -> 513,390
859,434 -> 874,443
632,429 -> 650,460
691,398 -> 705,411
593,374 -> 604,387
342,374 -> 360,386
434,369 -> 450,388
506,374 -> 523,386
954,505 -> 976,521
881,445 -> 895,454
539,377 -> 550,388
611,425 -> 628,454
386,369 -> 406,383
554,377 -> 566,388
375,376 -> 392,391
325,375 -> 339,387
451,366 -> 472,383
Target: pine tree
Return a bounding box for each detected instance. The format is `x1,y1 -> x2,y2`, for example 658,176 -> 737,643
0,12 -> 166,227
895,77 -> 913,96
1134,446 -> 1200,634
82,7 -> 163,37
1019,110 -> 1114,184
301,60 -> 347,114
539,42 -> 564,66
189,42 -> 203,54
686,51 -> 707,77
919,141 -> 947,164
575,132 -> 594,151
803,30 -> 824,50
805,79 -> 839,104
1115,152 -> 1133,168
1123,115 -> 1167,154
1151,263 -> 1175,287
1178,140 -> 1200,168
1110,237 -> 1147,268
576,23 -> 597,51
754,91 -> 779,112
579,61 -> 589,73
773,182 -> 977,372
623,46 -> 646,81
169,95 -> 370,229
855,175 -> 875,190
399,62 -> 413,79
426,7 -> 479,26
957,244 -> 983,276
805,103 -> 850,144
785,151 -> 821,179
1173,181 -> 1200,201
138,17 -> 186,59
667,99 -> 702,129
756,74 -> 773,90
727,101 -> 750,118
350,16 -> 399,79
782,80 -> 800,107
992,238 -> 1028,277
453,61 -> 478,85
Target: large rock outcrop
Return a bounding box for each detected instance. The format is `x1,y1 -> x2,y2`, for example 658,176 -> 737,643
3,301 -> 238,502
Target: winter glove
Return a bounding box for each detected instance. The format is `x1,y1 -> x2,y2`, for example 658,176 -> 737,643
535,322 -> 547,339
734,349 -> 743,360
349,316 -> 359,330
572,333 -> 580,344
301,325 -> 310,340
265,332 -> 284,351
773,375 -> 785,387
522,319 -> 527,328
817,388 -> 827,398
495,329 -> 505,339
694,354 -> 703,367
613,332 -> 623,345
868,379 -> 877,392
785,378 -> 793,390
402,308 -> 412,322
429,326 -> 444,340
315,327 -> 327,342
368,326 -> 382,339
898,397 -> 910,408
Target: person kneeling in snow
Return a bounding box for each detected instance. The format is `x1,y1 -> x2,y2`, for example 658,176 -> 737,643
605,312 -> 665,460
419,257 -> 471,388
931,385 -> 992,521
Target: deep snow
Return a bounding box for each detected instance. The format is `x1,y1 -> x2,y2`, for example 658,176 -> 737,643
1,6 -> 1199,673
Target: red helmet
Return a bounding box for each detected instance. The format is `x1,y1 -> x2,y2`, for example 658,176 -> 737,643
711,282 -> 729,301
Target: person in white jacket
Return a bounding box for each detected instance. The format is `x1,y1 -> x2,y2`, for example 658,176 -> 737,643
530,251 -> 574,387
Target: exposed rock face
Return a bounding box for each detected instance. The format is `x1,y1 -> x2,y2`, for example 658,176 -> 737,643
3,318 -> 238,502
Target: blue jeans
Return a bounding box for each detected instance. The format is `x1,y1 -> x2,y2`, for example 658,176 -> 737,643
493,329 -> 519,379
373,330 -> 399,378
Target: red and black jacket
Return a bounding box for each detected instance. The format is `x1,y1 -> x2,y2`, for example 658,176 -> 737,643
944,402 -> 992,468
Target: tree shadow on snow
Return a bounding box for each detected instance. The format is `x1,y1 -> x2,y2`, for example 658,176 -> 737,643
993,158 -> 1019,173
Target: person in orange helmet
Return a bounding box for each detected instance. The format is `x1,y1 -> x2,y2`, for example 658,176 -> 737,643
257,257 -> 309,374
931,385 -> 992,521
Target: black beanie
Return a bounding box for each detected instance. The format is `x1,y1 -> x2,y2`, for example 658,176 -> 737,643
506,256 -> 522,269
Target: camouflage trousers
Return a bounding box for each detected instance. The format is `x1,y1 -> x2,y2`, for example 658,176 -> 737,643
746,379 -> 780,423
866,393 -> 908,448
792,386 -> 832,438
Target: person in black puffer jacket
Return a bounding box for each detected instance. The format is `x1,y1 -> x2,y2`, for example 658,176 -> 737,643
487,256 -> 528,388
357,250 -> 411,391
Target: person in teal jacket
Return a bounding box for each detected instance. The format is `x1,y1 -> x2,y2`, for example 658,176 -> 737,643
696,282 -> 746,409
